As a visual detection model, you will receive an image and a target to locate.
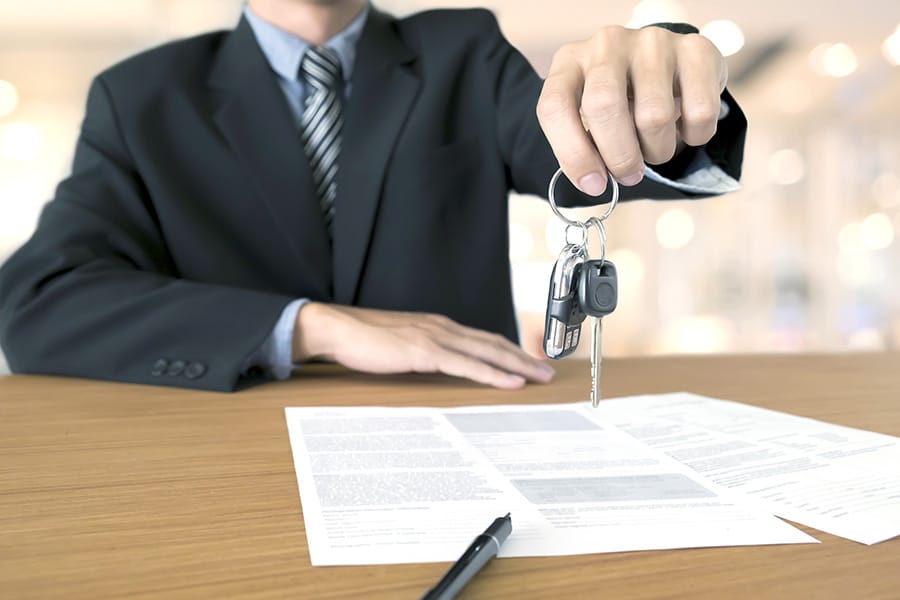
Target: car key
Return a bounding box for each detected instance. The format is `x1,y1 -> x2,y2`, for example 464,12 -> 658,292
578,260 -> 618,406
542,244 -> 587,359
590,318 -> 603,407
578,260 -> 617,318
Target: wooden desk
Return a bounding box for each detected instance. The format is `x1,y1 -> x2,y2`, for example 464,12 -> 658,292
1,353 -> 899,599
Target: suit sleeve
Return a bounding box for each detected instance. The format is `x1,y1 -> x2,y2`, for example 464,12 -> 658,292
0,77 -> 295,391
484,13 -> 747,206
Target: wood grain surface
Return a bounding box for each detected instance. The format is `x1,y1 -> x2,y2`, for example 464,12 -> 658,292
1,353 -> 899,599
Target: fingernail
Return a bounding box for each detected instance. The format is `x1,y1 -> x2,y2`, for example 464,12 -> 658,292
620,171 -> 643,186
534,363 -> 555,383
578,173 -> 607,196
507,375 -> 526,388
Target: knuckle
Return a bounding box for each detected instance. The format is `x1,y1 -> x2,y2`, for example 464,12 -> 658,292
536,89 -> 574,123
559,146 -> 601,174
580,85 -> 626,123
681,32 -> 717,54
550,42 -> 580,65
590,25 -> 628,47
681,100 -> 720,127
677,33 -> 726,79
634,99 -> 675,131
488,332 -> 511,348
427,313 -> 452,327
407,328 -> 433,347
605,151 -> 643,175
638,24 -> 671,45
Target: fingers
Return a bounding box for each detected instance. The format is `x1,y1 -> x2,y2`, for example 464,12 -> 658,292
538,45 -> 608,196
405,319 -> 544,390
675,34 -> 726,146
629,28 -> 678,165
537,26 -> 727,190
430,316 -> 555,385
579,31 -> 645,187
321,305 -> 555,389
424,349 -> 528,390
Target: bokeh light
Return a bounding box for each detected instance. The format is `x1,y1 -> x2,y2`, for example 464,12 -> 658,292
655,208 -> 695,249
700,20 -> 745,57
0,80 -> 19,117
848,327 -> 886,351
817,42 -> 858,77
838,222 -> 863,254
658,315 -> 734,354
835,252 -> 884,287
0,122 -> 43,161
859,213 -> 894,251
883,24 -> 900,66
768,149 -> 806,185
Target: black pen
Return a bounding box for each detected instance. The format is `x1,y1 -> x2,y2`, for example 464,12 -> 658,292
420,513 -> 513,600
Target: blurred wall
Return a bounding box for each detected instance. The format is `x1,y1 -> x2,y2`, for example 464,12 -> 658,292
1,0 -> 898,375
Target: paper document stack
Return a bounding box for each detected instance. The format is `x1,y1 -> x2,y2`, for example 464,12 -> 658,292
285,393 -> 900,565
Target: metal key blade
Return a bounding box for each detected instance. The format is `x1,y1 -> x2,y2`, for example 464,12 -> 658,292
591,317 -> 602,407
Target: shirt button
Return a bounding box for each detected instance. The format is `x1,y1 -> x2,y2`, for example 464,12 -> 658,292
151,359 -> 168,376
185,362 -> 207,379
167,360 -> 186,376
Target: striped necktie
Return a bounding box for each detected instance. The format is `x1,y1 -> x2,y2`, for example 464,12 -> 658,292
299,46 -> 343,235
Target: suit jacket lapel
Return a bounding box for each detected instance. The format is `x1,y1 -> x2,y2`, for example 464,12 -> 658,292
207,18 -> 332,300
332,9 -> 420,305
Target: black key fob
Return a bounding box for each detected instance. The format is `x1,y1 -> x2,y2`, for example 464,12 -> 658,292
578,259 -> 617,318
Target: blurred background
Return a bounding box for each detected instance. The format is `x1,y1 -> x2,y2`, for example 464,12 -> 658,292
1,0 -> 898,374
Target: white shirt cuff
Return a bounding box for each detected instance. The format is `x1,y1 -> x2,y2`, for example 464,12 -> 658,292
644,149 -> 741,195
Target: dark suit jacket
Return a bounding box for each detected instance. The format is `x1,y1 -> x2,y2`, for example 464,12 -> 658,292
0,9 -> 746,391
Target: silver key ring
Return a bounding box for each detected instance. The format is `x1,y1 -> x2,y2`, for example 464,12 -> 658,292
565,220 -> 589,248
547,167 -> 619,227
586,216 -> 608,262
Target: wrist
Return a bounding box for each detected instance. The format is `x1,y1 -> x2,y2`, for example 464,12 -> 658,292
292,302 -> 340,363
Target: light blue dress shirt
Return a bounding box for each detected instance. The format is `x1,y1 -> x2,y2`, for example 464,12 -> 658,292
243,4 -> 368,124
241,3 -> 369,380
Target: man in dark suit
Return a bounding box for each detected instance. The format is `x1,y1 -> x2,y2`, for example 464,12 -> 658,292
0,0 -> 745,392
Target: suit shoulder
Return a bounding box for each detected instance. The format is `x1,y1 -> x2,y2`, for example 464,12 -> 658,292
396,8 -> 502,42
401,7 -> 498,27
96,30 -> 229,86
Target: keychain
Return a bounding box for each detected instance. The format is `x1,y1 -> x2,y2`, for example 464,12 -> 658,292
542,168 -> 619,407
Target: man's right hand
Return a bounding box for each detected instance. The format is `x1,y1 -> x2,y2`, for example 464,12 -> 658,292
292,302 -> 555,389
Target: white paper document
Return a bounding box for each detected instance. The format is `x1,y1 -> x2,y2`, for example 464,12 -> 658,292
285,402 -> 815,566
597,393 -> 900,545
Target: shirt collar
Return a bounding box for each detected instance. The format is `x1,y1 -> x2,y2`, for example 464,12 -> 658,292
243,3 -> 369,83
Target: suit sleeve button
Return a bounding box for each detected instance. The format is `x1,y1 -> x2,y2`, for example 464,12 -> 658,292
185,362 -> 207,379
166,360 -> 186,376
151,359 -> 169,376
